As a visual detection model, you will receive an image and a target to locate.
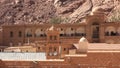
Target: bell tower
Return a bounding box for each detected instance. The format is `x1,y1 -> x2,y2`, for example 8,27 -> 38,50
46,25 -> 60,59
86,7 -> 106,43
46,25 -> 60,43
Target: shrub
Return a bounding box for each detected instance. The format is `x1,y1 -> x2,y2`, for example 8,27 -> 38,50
50,17 -> 63,24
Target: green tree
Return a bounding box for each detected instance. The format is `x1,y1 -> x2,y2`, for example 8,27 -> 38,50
50,17 -> 63,24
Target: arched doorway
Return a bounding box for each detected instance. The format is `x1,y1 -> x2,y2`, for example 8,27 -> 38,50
92,22 -> 100,42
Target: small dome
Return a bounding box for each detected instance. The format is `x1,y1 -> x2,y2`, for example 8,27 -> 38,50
79,37 -> 88,43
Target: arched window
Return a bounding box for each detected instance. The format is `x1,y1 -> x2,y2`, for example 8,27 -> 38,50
92,22 -> 99,25
65,28 -> 75,36
35,29 -> 44,37
25,28 -> 32,37
58,28 -> 65,36
105,26 -> 116,36
76,27 -> 85,36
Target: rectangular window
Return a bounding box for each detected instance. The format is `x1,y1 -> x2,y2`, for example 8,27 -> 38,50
71,28 -> 73,31
64,48 -> 66,51
19,31 -> 22,37
61,28 -> 63,31
10,31 -> 13,37
54,36 -> 57,40
54,47 -> 56,51
50,36 -> 52,40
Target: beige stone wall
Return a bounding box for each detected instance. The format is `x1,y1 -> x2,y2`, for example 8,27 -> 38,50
20,48 -> 36,52
69,49 -> 76,55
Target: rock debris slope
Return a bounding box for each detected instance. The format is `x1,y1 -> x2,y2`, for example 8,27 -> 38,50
0,0 -> 119,24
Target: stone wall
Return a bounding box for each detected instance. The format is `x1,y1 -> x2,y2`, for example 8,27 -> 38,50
1,52 -> 120,68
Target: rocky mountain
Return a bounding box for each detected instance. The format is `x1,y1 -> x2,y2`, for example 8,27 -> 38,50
0,0 -> 119,25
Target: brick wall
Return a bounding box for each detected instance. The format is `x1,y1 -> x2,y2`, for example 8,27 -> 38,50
1,52 -> 120,68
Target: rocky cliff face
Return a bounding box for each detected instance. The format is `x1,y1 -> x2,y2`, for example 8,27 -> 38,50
0,0 -> 119,24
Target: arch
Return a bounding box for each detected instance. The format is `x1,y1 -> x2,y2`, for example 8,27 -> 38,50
92,22 -> 99,25
58,28 -> 65,34
25,28 -> 32,37
105,26 -> 116,36
35,28 -> 44,37
105,26 -> 116,32
76,27 -> 85,34
65,27 -> 75,36
76,27 -> 86,36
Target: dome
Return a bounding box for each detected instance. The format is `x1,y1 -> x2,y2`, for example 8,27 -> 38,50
79,37 -> 88,43
77,37 -> 88,53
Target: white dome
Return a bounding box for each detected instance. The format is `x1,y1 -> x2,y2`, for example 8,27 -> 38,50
79,37 -> 88,43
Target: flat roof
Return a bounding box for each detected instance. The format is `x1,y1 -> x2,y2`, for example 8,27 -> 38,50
0,52 -> 46,61
65,54 -> 87,57
88,43 -> 120,51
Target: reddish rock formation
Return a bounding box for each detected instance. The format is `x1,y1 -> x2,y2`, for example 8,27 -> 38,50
0,0 -> 119,24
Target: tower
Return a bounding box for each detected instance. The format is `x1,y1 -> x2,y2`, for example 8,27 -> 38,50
46,25 -> 60,43
46,25 -> 60,59
86,7 -> 106,43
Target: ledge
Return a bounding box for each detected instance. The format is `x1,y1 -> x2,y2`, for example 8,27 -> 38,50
65,54 -> 87,57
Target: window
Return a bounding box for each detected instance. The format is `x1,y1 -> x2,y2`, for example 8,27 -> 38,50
54,47 -> 56,51
50,36 -> 57,40
26,50 -> 28,52
71,28 -> 73,31
49,47 -> 52,51
35,29 -> 44,37
54,36 -> 57,40
25,28 -> 32,37
19,31 -> 22,37
61,28 -> 63,31
41,29 -> 43,31
38,47 -> 40,49
10,31 -> 13,37
64,48 -> 66,51
50,36 -> 52,40
26,33 -> 32,37
12,51 -> 14,52
92,23 -> 99,38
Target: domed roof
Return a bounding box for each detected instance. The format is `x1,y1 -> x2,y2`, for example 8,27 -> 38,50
79,37 -> 88,43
